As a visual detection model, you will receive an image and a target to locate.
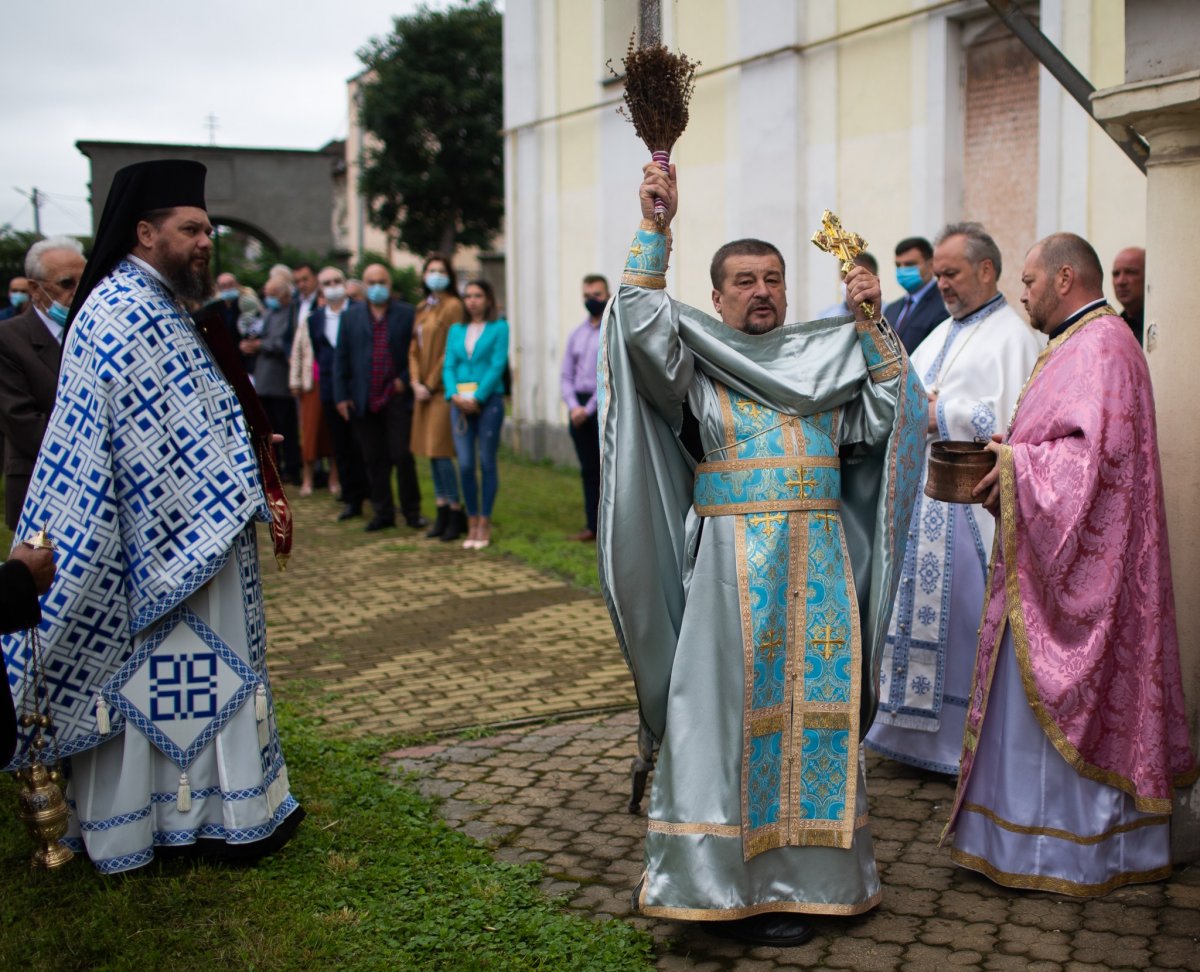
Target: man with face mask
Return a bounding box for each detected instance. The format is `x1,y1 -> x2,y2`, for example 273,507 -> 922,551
598,164 -> 925,945
881,236 -> 947,354
2,160 -> 302,873
559,274 -> 609,541
0,277 -> 31,321
0,237 -> 84,528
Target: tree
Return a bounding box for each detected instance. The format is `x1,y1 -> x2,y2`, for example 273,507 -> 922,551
356,1 -> 503,257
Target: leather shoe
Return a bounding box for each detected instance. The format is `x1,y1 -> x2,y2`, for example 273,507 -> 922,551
364,517 -> 395,532
569,529 -> 596,542
405,514 -> 430,529
336,504 -> 361,522
707,912 -> 815,947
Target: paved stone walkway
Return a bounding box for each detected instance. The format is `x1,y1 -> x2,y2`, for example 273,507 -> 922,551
265,493 -> 1200,971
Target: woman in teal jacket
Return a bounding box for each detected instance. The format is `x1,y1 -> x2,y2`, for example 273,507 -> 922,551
443,279 -> 509,549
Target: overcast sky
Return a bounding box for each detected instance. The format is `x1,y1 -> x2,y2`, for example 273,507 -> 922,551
0,0 -> 443,238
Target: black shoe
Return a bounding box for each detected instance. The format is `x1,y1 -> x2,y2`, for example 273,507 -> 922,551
364,517 -> 395,532
425,507 -> 450,539
440,508 -> 468,543
336,504 -> 362,522
707,913 -> 815,947
405,514 -> 429,529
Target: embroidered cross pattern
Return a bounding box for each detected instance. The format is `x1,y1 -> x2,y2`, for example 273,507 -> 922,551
814,512 -> 837,533
150,651 -> 219,721
784,467 -> 818,496
747,511 -> 786,537
758,629 -> 785,667
735,398 -> 766,420
810,624 -> 846,662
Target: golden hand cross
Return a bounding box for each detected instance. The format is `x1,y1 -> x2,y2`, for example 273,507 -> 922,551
811,209 -> 874,318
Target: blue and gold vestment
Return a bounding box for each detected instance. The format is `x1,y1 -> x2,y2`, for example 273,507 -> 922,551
599,222 -> 925,918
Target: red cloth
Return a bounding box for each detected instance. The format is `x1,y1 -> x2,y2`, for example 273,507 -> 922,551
192,302 -> 293,568
368,308 -> 395,413
949,313 -> 1196,824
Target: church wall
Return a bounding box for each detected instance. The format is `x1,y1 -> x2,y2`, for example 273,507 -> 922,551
502,0 -> 1138,463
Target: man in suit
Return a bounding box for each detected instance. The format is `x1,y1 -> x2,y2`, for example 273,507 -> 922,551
0,237 -> 86,528
244,275 -> 300,484
0,542 -> 56,764
309,266 -> 368,521
334,263 -> 424,531
883,236 -> 948,354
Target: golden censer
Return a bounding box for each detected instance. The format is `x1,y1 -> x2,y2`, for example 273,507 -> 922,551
14,526 -> 73,869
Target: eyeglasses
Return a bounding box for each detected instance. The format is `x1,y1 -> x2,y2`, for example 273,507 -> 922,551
38,277 -> 78,291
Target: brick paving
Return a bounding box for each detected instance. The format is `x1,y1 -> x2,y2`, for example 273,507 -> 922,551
265,493 -> 1200,971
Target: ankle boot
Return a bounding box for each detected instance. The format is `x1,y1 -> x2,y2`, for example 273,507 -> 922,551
425,506 -> 450,539
440,508 -> 467,543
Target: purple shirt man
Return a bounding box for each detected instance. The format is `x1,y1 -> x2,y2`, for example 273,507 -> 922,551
561,274 -> 609,540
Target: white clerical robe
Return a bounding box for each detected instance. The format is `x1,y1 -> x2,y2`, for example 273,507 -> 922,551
866,297 -> 1044,773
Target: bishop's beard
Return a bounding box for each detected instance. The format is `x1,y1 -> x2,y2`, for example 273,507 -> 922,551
167,262 -> 214,303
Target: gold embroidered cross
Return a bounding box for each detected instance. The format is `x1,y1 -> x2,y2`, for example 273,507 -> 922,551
735,398 -> 766,420
629,241 -> 644,257
784,467 -> 818,496
811,209 -> 874,317
747,511 -> 786,536
758,629 -> 784,667
810,624 -> 846,661
814,512 -> 837,533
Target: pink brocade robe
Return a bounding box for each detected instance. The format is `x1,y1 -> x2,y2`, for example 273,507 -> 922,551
947,311 -> 1197,829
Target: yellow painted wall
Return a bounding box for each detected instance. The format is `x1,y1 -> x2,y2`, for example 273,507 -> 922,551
555,0 -> 598,114
836,19 -> 913,298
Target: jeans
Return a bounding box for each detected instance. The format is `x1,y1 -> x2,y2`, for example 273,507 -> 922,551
451,394 -> 504,517
430,456 -> 460,504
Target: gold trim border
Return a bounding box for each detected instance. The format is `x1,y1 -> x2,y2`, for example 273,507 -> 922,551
638,890 -> 882,920
999,442 -> 1174,814
695,497 -> 841,516
647,819 -> 741,837
960,801 -> 1168,845
949,848 -> 1171,898
699,456 -> 841,473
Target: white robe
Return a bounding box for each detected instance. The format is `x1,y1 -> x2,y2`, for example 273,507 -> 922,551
866,298 -> 1044,772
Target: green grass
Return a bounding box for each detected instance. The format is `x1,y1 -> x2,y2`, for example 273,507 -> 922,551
416,447 -> 600,591
0,455 -> 641,970
0,701 -> 653,972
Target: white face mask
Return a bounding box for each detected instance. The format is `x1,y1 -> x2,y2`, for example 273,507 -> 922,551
322,284 -> 346,302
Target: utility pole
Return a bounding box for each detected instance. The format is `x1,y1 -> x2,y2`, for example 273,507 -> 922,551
638,0 -> 661,45
13,187 -> 42,235
205,113 -> 219,146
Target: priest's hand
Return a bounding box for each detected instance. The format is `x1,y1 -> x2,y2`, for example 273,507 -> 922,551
10,544 -> 55,595
844,266 -> 881,324
639,162 -> 678,225
973,434 -> 1005,516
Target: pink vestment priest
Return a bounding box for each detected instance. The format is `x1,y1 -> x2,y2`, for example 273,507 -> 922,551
946,309 -> 1197,893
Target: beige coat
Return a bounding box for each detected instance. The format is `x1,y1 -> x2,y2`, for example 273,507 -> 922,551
409,294 -> 464,457
288,318 -> 315,393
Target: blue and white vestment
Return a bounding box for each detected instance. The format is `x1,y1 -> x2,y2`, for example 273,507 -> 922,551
866,297 -> 1043,773
2,258 -> 300,872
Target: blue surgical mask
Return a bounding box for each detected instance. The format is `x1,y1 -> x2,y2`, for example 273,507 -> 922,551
264,296 -> 282,311
219,288 -> 240,302
366,283 -> 391,304
47,300 -> 69,326
895,265 -> 925,294
424,272 -> 450,293
9,292 -> 28,308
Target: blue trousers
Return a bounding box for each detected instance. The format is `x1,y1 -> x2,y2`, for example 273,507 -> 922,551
430,456 -> 460,504
451,394 -> 504,517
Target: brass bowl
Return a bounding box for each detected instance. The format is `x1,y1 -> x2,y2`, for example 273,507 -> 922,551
925,440 -> 995,504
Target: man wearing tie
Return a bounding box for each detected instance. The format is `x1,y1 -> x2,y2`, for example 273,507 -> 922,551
883,236 -> 948,354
